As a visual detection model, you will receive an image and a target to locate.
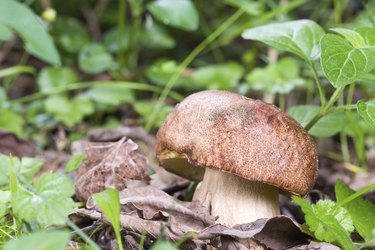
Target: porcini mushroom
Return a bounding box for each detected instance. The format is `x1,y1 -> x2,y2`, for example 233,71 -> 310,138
156,90 -> 318,227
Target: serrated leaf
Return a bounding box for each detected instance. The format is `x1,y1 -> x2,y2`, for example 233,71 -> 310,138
65,154 -> 84,173
11,173 -> 75,227
245,57 -> 305,94
242,20 -> 325,62
147,0 -> 199,31
292,197 -> 354,250
78,43 -> 114,74
3,231 -> 70,250
0,0 -> 60,65
287,105 -> 348,137
320,32 -> 375,88
37,67 -> 78,93
335,180 -> 375,241
192,62 -> 244,90
357,99 -> 375,129
0,190 -> 11,218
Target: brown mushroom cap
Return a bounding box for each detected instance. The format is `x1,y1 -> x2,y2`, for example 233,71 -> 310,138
156,90 -> 318,196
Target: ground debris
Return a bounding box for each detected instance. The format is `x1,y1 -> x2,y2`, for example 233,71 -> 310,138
75,137 -> 150,201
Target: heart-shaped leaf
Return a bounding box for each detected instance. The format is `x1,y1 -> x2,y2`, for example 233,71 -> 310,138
320,30 -> 375,88
357,99 -> 375,129
242,20 -> 325,63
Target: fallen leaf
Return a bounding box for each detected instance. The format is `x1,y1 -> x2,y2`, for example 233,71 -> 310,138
75,137 -> 150,201
287,241 -> 341,250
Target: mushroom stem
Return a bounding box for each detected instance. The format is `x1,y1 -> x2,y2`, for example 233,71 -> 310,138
193,168 -> 280,227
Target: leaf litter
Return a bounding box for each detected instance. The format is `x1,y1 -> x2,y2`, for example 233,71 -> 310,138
73,137 -> 340,249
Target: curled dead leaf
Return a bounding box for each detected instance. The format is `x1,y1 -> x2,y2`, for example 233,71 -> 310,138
75,137 -> 150,201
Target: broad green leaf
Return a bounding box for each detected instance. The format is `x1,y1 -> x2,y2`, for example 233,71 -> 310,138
0,190 -> 11,218
335,180 -> 375,241
0,23 -> 13,41
65,154 -> 84,173
0,87 -> 6,109
3,230 -> 70,250
12,173 -> 75,227
51,16 -> 90,53
192,62 -> 244,90
150,240 -> 179,250
288,105 -> 348,137
148,0 -> 199,31
146,60 -> 189,87
78,43 -> 114,74
0,0 -> 60,65
245,57 -> 305,94
356,27 -> 375,46
141,23 -> 176,49
292,197 -> 353,250
93,189 -> 123,249
225,0 -> 264,15
84,86 -> 134,106
357,99 -> 375,129
37,67 -> 78,93
320,33 -> 375,88
45,95 -> 94,127
134,101 -> 173,127
0,155 -> 43,186
0,109 -> 25,137
242,20 -> 325,62
331,28 -> 366,48
103,27 -> 131,53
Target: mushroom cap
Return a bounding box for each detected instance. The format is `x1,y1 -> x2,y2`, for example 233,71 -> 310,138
156,90 -> 318,196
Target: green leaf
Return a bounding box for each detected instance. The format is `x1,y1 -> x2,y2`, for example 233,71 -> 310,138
320,32 -> 375,88
150,240 -> 179,250
103,27 -> 131,53
134,101 -> 173,127
65,154 -> 84,173
3,230 -> 70,250
0,23 -> 13,41
356,27 -> 375,46
0,155 -> 43,186
331,28 -> 366,48
245,57 -> 305,94
335,180 -> 375,241
11,173 -> 75,227
292,197 -> 354,250
141,23 -> 176,49
146,60 -> 189,87
37,67 -> 78,93
357,99 -> 375,129
192,62 -> 244,90
0,109 -> 25,137
51,16 -> 90,53
287,105 -> 348,137
0,190 -> 11,218
148,0 -> 199,31
242,20 -> 325,62
0,0 -> 60,65
84,86 -> 134,106
93,189 -> 122,249
78,43 -> 114,74
225,0 -> 264,15
45,95 -> 94,127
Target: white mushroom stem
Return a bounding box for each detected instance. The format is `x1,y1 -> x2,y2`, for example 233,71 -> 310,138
193,168 -> 280,227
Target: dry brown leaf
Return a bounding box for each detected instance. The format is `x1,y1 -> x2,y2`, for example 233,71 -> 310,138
287,241 -> 341,250
0,130 -> 37,157
75,137 -> 150,201
199,216 -> 310,250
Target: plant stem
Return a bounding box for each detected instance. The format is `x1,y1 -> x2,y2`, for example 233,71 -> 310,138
310,64 -> 326,106
67,218 -> 101,250
10,81 -> 183,104
305,85 -> 345,131
0,66 -> 35,78
338,182 -> 375,206
145,8 -> 246,131
117,0 -> 126,71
